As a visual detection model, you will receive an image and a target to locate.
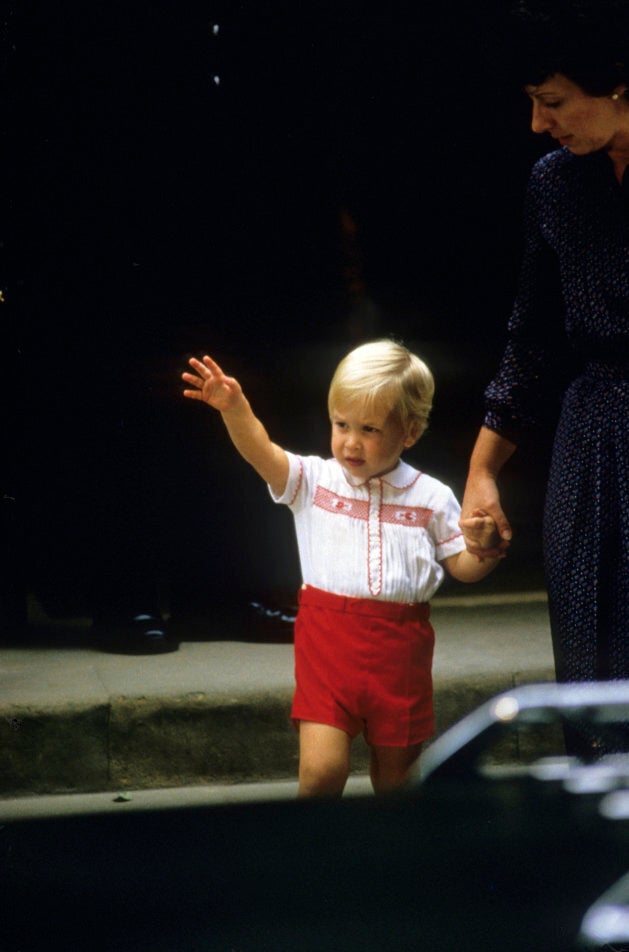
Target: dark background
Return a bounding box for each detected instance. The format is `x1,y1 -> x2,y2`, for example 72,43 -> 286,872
3,1 -> 553,625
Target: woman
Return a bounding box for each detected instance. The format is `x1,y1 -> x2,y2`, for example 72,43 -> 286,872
461,0 -> 629,751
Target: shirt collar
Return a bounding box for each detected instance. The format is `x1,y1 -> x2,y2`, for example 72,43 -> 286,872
341,458 -> 421,490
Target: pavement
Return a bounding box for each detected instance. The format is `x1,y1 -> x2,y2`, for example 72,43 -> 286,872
0,589 -> 555,800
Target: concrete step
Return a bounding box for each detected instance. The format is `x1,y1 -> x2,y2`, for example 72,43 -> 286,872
0,593 -> 554,797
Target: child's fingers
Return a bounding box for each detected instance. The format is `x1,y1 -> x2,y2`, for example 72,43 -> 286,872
181,371 -> 206,398
187,356 -> 219,382
181,365 -> 214,402
201,354 -> 223,377
459,516 -> 490,530
187,356 -> 206,372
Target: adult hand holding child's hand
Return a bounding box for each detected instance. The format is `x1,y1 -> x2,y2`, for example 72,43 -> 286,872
459,508 -> 508,561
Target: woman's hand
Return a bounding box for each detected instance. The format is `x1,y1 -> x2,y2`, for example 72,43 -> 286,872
459,508 -> 506,559
460,427 -> 515,560
460,473 -> 512,560
182,355 -> 243,412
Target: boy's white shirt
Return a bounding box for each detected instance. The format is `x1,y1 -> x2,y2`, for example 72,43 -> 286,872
269,452 -> 465,603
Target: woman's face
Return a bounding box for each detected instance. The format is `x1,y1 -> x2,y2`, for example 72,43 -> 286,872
525,73 -> 628,154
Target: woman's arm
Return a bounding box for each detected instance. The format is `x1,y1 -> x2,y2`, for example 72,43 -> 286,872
462,159 -> 565,557
460,426 -> 516,557
182,355 -> 289,497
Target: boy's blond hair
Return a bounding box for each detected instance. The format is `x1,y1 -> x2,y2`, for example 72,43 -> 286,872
327,340 -> 435,442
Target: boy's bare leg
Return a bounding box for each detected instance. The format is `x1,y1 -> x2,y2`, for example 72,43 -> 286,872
369,743 -> 422,794
298,721 -> 352,798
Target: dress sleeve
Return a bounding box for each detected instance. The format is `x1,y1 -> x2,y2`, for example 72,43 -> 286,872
483,165 -> 567,443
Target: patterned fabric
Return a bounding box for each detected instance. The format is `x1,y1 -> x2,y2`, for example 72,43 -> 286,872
269,453 -> 465,602
484,147 -> 629,690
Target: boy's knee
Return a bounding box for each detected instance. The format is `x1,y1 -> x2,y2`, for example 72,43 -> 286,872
299,756 -> 349,797
298,759 -> 348,798
370,744 -> 422,794
297,721 -> 351,797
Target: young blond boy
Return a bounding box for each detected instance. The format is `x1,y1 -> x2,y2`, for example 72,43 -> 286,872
183,340 -> 501,796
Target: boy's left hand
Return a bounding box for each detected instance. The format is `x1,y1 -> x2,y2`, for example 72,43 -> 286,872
459,508 -> 506,559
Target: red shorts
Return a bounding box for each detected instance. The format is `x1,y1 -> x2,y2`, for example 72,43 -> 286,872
292,586 -> 435,747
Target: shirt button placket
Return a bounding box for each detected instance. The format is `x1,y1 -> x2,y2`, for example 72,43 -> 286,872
368,478 -> 382,597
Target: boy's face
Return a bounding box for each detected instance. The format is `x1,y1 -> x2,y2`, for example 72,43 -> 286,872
330,401 -> 417,482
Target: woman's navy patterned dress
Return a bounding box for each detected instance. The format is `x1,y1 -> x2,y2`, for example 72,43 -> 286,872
484,147 -> 629,687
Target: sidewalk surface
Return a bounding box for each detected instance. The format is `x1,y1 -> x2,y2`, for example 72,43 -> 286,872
0,591 -> 554,798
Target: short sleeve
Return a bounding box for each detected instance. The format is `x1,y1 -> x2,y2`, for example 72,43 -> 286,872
268,451 -> 304,506
429,486 -> 466,562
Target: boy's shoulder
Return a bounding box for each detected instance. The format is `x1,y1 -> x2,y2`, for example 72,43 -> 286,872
289,452 -> 335,474
285,451 -> 341,489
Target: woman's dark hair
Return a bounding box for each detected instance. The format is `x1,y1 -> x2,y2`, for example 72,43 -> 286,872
508,0 -> 629,94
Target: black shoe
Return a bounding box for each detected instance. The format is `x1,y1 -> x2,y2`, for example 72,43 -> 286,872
97,612 -> 179,654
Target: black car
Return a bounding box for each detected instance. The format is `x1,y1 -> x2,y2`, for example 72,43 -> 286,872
2,681 -> 629,952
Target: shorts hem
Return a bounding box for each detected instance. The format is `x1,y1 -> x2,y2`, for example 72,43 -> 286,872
291,713 -> 362,739
363,728 -> 434,748
291,711 -> 434,747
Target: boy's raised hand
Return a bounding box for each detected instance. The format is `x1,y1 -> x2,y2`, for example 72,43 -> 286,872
182,355 -> 243,412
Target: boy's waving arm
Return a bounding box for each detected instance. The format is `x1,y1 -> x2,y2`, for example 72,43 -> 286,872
182,355 -> 289,497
